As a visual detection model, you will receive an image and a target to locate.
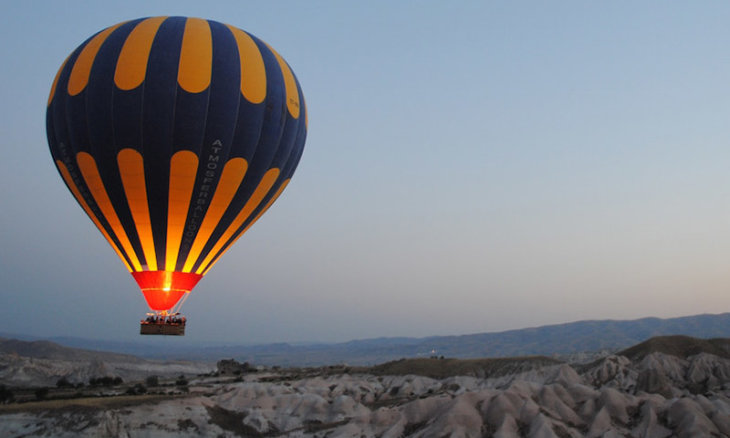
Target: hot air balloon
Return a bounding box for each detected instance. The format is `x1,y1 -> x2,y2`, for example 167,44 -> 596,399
46,17 -> 307,335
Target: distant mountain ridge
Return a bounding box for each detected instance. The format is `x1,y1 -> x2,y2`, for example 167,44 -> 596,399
3,312 -> 728,366
415,312 -> 730,358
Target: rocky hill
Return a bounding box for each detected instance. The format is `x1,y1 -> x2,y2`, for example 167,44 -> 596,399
617,335 -> 730,361
0,338 -> 143,363
0,338 -> 213,387
0,335 -> 729,437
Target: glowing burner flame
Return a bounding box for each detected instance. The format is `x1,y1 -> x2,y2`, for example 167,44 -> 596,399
131,271 -> 202,311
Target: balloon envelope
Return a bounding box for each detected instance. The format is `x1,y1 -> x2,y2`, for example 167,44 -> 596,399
46,17 -> 307,312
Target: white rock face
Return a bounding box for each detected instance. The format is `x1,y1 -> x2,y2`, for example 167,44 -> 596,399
1,352 -> 730,437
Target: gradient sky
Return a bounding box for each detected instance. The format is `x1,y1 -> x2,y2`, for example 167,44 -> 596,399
2,1 -> 730,345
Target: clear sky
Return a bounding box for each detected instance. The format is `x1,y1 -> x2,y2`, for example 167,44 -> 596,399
2,1 -> 730,345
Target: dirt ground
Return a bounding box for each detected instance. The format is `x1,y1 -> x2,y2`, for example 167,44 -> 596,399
0,393 -> 184,414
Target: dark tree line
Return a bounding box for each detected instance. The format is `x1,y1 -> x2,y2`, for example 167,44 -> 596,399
89,376 -> 123,387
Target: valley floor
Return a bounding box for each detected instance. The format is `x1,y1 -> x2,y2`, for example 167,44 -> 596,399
1,349 -> 730,437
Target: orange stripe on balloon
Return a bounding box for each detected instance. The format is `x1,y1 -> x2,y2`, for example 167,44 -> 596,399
178,18 -> 212,93
267,44 -> 300,119
166,151 -> 199,271
114,16 -> 167,90
182,158 -> 248,272
48,56 -> 69,106
76,152 -> 143,271
56,160 -> 133,272
195,168 -> 280,274
117,148 -> 157,270
201,178 -> 290,276
225,24 -> 266,104
67,22 -> 125,96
